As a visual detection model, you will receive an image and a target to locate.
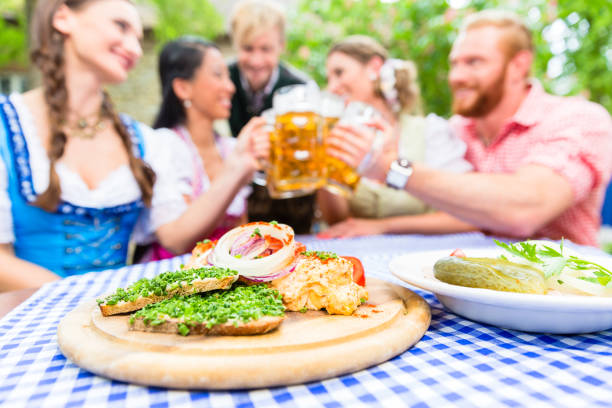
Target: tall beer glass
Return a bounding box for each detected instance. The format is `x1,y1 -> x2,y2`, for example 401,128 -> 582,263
320,92 -> 356,197
268,84 -> 325,198
325,101 -> 380,196
252,108 -> 275,186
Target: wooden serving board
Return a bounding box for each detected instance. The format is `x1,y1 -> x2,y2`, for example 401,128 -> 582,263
57,278 -> 430,389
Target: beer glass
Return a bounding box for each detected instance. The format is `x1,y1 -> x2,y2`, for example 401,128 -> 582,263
320,92 -> 354,197
324,101 -> 380,196
252,109 -> 275,186
268,84 -> 326,198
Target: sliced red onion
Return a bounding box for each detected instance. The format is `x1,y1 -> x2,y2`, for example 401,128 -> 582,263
245,262 -> 297,282
230,231 -> 255,254
242,239 -> 268,259
210,222 -> 296,279
206,250 -> 214,265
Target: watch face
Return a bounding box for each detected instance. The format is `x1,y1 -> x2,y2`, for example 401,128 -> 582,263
398,158 -> 412,168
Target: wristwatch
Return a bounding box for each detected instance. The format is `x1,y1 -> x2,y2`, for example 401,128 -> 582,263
385,158 -> 413,190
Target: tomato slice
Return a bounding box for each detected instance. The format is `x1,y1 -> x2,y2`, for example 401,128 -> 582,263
193,239 -> 217,255
265,236 -> 283,251
342,256 -> 366,286
450,249 -> 466,258
294,242 -> 307,256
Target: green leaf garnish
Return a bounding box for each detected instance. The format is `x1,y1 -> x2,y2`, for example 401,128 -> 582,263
493,240 -> 540,263
494,239 -> 612,287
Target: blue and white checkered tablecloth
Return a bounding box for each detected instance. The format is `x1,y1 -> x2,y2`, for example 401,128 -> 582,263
1,232 -> 611,408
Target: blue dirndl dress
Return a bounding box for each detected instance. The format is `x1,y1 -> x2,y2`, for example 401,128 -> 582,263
0,94 -> 145,277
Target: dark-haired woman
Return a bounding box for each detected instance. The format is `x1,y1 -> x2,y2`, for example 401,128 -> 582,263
142,36 -> 268,261
0,0 -> 266,290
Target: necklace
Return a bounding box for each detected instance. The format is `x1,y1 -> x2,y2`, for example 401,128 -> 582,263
62,108 -> 108,139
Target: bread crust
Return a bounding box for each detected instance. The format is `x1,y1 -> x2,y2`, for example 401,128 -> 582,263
98,275 -> 238,316
129,315 -> 285,336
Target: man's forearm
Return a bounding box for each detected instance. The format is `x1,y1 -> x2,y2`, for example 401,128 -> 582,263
402,164 -> 574,237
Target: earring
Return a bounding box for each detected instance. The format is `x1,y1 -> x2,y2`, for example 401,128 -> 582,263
183,99 -> 192,109
369,73 -> 378,81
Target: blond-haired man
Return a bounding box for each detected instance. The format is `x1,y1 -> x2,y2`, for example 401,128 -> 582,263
228,0 -> 314,233
228,0 -> 308,136
327,10 -> 612,246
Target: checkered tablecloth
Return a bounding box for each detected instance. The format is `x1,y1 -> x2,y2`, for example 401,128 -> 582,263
1,232 -> 611,408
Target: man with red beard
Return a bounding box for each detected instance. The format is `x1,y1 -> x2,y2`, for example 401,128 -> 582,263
326,10 -> 612,246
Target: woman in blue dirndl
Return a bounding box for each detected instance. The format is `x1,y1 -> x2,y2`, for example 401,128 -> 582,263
0,0 -> 267,290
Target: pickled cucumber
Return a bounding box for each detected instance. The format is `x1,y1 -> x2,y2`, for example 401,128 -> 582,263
433,256 -> 547,294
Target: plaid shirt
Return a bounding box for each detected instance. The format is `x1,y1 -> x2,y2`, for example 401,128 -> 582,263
450,82 -> 612,246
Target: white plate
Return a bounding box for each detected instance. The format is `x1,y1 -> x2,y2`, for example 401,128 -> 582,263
389,248 -> 612,334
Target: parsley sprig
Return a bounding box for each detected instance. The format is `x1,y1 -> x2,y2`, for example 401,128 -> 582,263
301,250 -> 338,261
494,239 -> 612,287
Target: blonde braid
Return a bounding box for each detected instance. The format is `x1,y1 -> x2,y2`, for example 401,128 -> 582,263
31,31 -> 68,211
102,92 -> 156,207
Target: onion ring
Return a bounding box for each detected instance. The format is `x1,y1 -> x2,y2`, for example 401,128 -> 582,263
210,222 -> 297,280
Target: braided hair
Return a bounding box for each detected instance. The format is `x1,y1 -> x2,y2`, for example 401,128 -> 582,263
29,0 -> 155,211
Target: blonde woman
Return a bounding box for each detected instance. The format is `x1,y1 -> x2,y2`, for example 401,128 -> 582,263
0,0 -> 265,290
319,35 -> 477,238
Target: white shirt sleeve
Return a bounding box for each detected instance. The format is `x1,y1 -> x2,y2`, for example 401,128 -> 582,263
132,126 -> 193,244
0,157 -> 14,243
424,113 -> 473,173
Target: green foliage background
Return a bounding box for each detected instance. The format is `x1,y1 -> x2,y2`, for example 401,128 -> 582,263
285,0 -> 612,117
142,0 -> 224,46
0,0 -> 224,67
2,0 -> 611,118
0,0 -> 27,69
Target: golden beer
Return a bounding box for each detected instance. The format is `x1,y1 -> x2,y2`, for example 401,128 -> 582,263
323,116 -> 361,197
268,111 -> 326,197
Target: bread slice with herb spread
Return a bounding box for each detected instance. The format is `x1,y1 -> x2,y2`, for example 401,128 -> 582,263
129,284 -> 286,336
97,266 -> 239,316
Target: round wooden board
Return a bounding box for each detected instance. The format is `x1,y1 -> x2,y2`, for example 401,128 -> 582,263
57,278 -> 430,389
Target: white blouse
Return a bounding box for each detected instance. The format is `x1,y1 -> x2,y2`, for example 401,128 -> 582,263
162,125 -> 251,218
0,93 -> 191,244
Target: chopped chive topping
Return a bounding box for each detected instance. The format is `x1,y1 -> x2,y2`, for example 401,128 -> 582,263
96,266 -> 237,306
196,239 -> 212,245
557,280 -> 564,285
360,298 -> 367,304
130,284 -> 285,335
301,250 -> 338,261
235,254 -> 243,258
178,323 -> 190,336
251,227 -> 262,237
299,307 -> 308,313
270,221 -> 278,226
